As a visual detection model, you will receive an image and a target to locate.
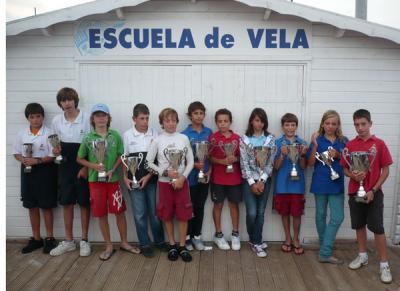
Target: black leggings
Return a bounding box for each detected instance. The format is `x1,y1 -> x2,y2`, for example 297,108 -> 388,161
187,183 -> 209,237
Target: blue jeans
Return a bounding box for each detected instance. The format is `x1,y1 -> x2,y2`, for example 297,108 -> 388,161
129,182 -> 164,247
314,193 -> 344,258
243,179 -> 271,245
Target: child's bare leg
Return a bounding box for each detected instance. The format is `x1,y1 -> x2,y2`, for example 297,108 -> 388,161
98,215 -> 113,251
374,233 -> 388,262
281,215 -> 291,243
115,212 -> 128,245
29,208 -> 41,240
356,227 -> 367,253
213,202 -> 224,233
178,221 -> 188,247
42,208 -> 54,237
293,216 -> 301,244
80,206 -> 90,240
164,220 -> 176,245
228,201 -> 239,232
63,204 -> 74,240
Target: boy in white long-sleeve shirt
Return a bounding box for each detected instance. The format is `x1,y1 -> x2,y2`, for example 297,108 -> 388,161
146,108 -> 194,262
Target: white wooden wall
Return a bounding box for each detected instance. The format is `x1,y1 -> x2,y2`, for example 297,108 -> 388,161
6,1 -> 400,243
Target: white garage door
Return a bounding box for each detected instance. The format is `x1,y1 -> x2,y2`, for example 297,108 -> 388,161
79,62 -> 306,242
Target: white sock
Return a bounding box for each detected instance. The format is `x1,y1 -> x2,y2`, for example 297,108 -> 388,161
186,235 -> 191,240
380,261 -> 389,269
359,252 -> 368,260
194,235 -> 201,240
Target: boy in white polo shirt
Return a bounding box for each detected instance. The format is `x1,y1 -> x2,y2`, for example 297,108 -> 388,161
123,103 -> 166,258
50,88 -> 92,257
13,103 -> 58,254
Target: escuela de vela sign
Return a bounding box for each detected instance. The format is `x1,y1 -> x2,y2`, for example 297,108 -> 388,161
74,20 -> 310,56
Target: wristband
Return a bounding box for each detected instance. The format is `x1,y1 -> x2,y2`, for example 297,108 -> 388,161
371,188 -> 378,195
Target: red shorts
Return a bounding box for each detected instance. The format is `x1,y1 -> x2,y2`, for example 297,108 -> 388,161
274,194 -> 305,217
157,180 -> 193,221
89,182 -> 126,217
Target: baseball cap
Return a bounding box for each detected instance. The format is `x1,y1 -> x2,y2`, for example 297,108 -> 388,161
91,103 -> 110,114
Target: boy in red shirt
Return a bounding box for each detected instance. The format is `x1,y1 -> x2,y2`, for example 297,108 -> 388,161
340,109 -> 393,284
209,108 -> 242,251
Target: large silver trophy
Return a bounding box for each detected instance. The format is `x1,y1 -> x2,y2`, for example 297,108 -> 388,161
163,148 -> 187,187
193,141 -> 209,183
286,142 -> 304,180
22,143 -> 33,173
315,146 -> 340,180
121,153 -> 144,189
343,146 -> 377,203
91,139 -> 108,182
48,134 -> 63,164
219,140 -> 238,173
253,146 -> 275,178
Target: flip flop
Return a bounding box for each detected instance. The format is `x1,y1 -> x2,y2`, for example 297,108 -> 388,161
281,243 -> 292,253
120,246 -> 141,254
292,244 -> 305,255
99,249 -> 116,261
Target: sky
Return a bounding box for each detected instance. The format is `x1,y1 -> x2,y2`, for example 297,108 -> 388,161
5,0 -> 400,29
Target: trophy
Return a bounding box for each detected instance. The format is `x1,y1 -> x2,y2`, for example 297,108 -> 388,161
91,139 -> 108,182
254,145 -> 275,178
163,148 -> 187,187
219,140 -> 238,173
22,143 -> 33,173
286,142 -> 304,180
121,153 -> 144,189
193,141 -> 209,183
315,146 -> 340,180
48,134 -> 63,164
343,146 -> 377,203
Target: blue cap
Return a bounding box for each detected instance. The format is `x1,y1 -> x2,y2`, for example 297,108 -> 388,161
91,103 -> 110,114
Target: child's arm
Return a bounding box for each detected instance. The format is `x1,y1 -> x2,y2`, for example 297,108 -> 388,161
365,165 -> 390,203
274,144 -> 287,170
76,156 -> 104,172
307,132 -> 318,166
107,157 -> 122,181
145,139 -> 163,175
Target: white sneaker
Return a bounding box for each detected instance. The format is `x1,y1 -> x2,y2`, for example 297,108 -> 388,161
380,265 -> 392,284
79,240 -> 91,257
348,255 -> 368,270
50,240 -> 76,256
214,235 -> 230,250
231,234 -> 241,251
251,244 -> 267,258
260,242 -> 268,249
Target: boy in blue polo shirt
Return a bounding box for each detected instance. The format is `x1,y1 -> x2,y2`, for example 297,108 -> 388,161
274,113 -> 307,255
181,101 -> 213,251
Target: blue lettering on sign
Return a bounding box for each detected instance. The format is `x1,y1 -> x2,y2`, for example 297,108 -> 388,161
134,29 -> 149,49
104,28 -> 117,49
246,28 -> 309,48
89,29 -> 101,48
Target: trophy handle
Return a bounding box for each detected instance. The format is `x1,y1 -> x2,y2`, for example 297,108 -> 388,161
232,140 -> 238,155
120,154 -> 129,169
217,141 -> 225,155
315,152 -> 325,166
368,144 -> 377,169
163,148 -> 171,164
138,152 -> 144,168
342,147 -> 352,170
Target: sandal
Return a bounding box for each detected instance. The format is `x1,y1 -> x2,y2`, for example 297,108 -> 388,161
167,245 -> 179,261
120,245 -> 141,254
99,249 -> 116,261
292,244 -> 304,255
179,247 -> 192,262
281,243 -> 292,253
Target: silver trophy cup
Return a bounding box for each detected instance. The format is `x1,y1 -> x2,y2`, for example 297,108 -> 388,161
91,139 -> 108,182
48,134 -> 63,164
253,146 -> 275,178
163,148 -> 187,187
287,143 -> 303,180
121,153 -> 144,189
315,146 -> 340,180
22,143 -> 33,173
194,141 -> 209,183
219,140 -> 238,173
343,146 -> 377,203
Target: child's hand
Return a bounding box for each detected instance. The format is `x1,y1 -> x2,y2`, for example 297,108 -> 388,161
138,174 -> 152,189
123,176 -> 132,190
173,176 -> 185,190
281,144 -> 288,156
23,157 -> 38,166
194,161 -> 204,171
365,190 -> 374,203
351,170 -> 366,182
106,170 -> 114,182
77,167 -> 88,179
93,163 -> 105,172
311,132 -> 319,147
168,169 -> 179,179
301,144 -> 308,155
52,147 -> 61,156
226,155 -> 237,164
328,147 -> 339,159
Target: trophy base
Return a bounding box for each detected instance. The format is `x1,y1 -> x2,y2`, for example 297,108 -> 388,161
355,196 -> 368,203
198,177 -> 207,184
226,165 -> 234,173
98,172 -> 107,182
54,156 -> 63,164
330,175 -> 340,180
290,175 -> 299,181
24,167 -> 32,173
132,180 -> 140,189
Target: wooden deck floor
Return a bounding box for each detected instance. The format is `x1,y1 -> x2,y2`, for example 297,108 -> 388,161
6,241 -> 400,291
